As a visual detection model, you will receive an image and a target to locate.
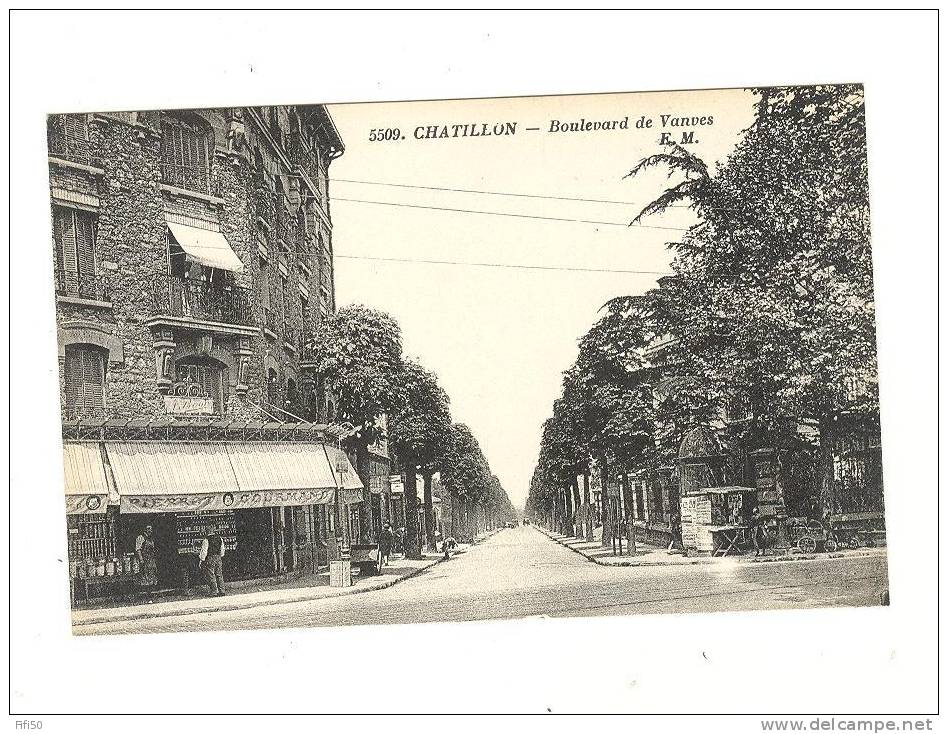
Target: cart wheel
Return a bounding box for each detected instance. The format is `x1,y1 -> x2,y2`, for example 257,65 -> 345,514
798,537 -> 817,554
824,538 -> 838,553
847,536 -> 861,550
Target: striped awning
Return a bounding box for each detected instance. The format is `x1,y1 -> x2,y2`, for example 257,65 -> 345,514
62,442 -> 111,514
104,441 -> 363,513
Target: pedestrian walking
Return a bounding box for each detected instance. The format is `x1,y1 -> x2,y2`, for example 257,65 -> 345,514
200,530 -> 227,597
135,525 -> 159,594
378,522 -> 394,567
749,507 -> 767,557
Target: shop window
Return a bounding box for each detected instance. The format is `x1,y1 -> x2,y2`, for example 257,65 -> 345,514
174,357 -> 227,414
53,206 -> 98,298
161,114 -> 212,194
63,345 -> 106,419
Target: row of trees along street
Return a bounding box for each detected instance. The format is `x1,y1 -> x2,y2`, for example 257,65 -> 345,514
527,85 -> 882,550
307,305 -> 516,559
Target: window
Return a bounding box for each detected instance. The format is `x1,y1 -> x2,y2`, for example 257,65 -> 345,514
47,114 -> 88,159
286,379 -> 297,410
161,115 -> 212,194
63,345 -> 106,418
53,206 -> 99,298
300,294 -> 309,331
175,358 -> 227,414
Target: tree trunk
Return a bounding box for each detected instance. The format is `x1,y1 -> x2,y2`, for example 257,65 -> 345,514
600,455 -> 612,547
818,417 -> 837,518
583,471 -> 594,541
422,473 -> 436,551
450,491 -> 458,538
570,475 -> 582,538
622,472 -> 636,554
402,467 -> 421,559
356,442 -> 375,543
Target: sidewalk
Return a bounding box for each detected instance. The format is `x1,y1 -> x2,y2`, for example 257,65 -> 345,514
534,524 -> 887,568
72,530 -> 499,627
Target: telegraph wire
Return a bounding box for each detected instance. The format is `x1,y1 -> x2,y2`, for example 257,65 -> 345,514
334,254 -> 672,276
332,176 -> 704,211
330,196 -> 693,232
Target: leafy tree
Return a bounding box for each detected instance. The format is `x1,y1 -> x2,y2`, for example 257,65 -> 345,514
440,423 -> 492,541
308,305 -> 406,541
628,84 -> 877,514
388,359 -> 452,558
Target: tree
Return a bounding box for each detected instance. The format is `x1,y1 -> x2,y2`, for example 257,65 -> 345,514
388,359 -> 452,558
307,305 -> 406,542
440,423 -> 492,542
628,84 -> 877,515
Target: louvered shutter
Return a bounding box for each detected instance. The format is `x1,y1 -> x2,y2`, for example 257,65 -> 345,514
81,349 -> 105,412
65,115 -> 87,142
260,262 -> 270,311
75,210 -> 96,290
63,348 -> 82,414
56,208 -> 79,293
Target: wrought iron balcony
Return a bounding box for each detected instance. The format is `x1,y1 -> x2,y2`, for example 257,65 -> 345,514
161,162 -> 220,197
149,272 -> 253,327
55,269 -> 112,303
282,323 -> 298,349
263,306 -> 279,335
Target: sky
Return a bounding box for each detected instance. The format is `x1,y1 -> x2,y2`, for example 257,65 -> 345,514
327,88 -> 756,509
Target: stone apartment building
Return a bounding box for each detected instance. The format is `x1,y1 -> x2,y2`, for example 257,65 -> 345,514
50,105 -> 386,603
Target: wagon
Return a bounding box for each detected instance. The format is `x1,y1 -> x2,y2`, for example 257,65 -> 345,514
784,517 -> 835,554
826,512 -> 886,550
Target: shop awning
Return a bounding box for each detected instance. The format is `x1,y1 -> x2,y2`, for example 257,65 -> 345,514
167,220 -> 244,273
62,442 -> 111,514
105,441 -> 364,513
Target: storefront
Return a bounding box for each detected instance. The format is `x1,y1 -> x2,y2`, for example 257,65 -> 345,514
63,438 -> 363,605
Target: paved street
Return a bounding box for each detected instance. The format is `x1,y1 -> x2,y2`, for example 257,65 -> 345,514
77,525 -> 888,636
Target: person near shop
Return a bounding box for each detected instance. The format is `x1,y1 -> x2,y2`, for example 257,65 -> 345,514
749,507 -> 767,557
135,525 -> 159,593
180,539 -> 203,596
200,531 -> 226,597
378,522 -> 394,567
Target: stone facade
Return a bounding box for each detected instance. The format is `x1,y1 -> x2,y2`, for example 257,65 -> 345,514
49,106 -> 343,424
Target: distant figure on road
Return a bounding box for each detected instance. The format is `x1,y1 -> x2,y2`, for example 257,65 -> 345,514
378,522 -> 394,567
441,536 -> 458,560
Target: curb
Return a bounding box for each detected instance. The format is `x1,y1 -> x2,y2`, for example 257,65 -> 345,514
532,524 -> 884,568
73,529 -> 502,628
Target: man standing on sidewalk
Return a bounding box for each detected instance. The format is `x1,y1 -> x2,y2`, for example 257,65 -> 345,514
200,530 -> 226,597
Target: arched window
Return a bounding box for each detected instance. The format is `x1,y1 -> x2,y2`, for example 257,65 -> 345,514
63,345 -> 107,418
161,114 -> 213,194
286,378 -> 297,410
175,357 -> 227,414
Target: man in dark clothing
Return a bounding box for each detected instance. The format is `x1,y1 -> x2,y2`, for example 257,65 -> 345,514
200,531 -> 226,596
378,522 -> 394,567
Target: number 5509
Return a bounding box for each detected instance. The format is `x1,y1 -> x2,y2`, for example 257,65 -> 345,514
369,128 -> 401,142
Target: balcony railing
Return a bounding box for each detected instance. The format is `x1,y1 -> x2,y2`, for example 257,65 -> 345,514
55,269 -> 111,303
161,162 -> 220,197
282,324 -> 298,348
149,273 -> 253,327
263,307 -> 279,335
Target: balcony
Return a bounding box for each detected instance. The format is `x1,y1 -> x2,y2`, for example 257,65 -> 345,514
55,269 -> 111,305
161,162 -> 221,198
149,272 -> 254,332
263,307 -> 279,338
282,323 -> 298,351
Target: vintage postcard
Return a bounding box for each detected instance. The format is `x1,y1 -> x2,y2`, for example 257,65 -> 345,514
49,84 -> 886,636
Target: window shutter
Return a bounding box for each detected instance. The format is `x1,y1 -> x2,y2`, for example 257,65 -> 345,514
57,208 -> 79,293
80,348 -> 105,411
63,348 -> 82,413
260,262 -> 270,311
65,114 -> 87,141
75,210 -> 96,282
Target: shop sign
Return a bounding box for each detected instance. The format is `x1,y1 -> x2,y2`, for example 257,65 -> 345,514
121,487 -> 341,513
65,494 -> 107,515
